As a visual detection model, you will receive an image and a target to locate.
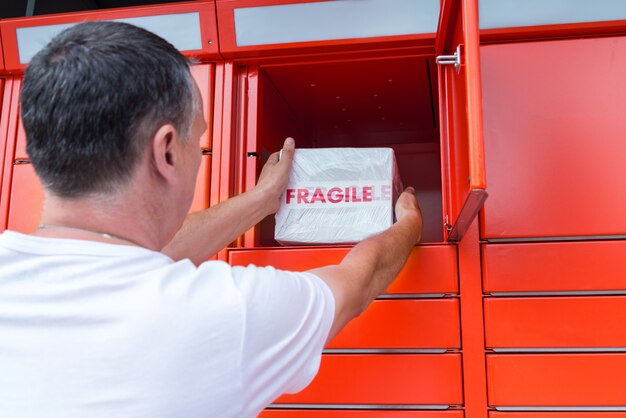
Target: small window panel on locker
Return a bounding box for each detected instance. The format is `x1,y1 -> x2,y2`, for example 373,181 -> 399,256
482,241 -> 626,294
217,0 -> 440,57
261,411 -> 465,417
479,0 -> 626,30
480,36 -> 626,240
484,296 -> 626,350
229,245 -> 459,295
275,354 -> 463,406
0,1 -> 219,73
487,353 -> 626,408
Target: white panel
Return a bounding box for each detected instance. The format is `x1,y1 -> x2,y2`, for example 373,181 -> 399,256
480,0 -> 626,30
234,0 -> 440,47
16,12 -> 202,64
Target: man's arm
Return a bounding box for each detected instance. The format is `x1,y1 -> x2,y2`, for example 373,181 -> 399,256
309,188 -> 423,343
162,138 -> 295,264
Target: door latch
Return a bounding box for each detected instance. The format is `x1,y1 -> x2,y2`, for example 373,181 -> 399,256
436,45 -> 461,73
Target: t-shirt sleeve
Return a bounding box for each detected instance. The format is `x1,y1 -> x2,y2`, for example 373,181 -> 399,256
230,264 -> 335,414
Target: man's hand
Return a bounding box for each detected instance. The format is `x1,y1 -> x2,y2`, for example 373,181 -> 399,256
162,137 -> 295,264
254,137 -> 296,215
395,187 -> 423,245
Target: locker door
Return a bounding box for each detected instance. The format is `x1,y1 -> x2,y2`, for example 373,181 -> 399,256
189,64 -> 215,212
0,78 -> 9,210
436,0 -> 487,241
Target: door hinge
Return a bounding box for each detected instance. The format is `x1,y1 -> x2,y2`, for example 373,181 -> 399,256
436,45 -> 461,73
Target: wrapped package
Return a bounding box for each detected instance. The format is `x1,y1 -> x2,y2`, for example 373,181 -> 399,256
275,147 -> 403,245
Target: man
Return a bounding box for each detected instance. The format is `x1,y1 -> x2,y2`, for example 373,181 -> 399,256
0,21 -> 422,417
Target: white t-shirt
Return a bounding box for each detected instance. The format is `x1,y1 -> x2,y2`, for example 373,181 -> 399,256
0,231 -> 335,418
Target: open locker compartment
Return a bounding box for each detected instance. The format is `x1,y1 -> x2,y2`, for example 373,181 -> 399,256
235,0 -> 486,248
239,55 -> 445,247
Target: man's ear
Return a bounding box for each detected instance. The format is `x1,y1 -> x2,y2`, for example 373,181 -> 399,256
151,124 -> 179,184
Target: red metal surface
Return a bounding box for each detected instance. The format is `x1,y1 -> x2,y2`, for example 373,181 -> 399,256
190,64 -> 215,149
0,31 -> 5,73
480,36 -> 626,239
485,296 -> 626,349
238,57 -> 444,245
482,241 -> 626,293
489,413 -> 626,418
262,411 -> 464,418
0,78 -> 10,211
7,163 -> 43,233
216,0 -> 436,59
0,78 -> 20,232
229,245 -> 459,295
0,1 -> 220,74
487,354 -> 626,406
436,0 -> 487,242
457,221 -> 489,418
189,155 -> 211,213
276,354 -> 463,405
327,299 -> 460,349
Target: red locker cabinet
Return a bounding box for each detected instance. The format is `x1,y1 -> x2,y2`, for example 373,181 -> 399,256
480,35 -> 626,240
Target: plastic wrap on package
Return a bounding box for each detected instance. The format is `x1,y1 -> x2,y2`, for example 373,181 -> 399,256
275,148 -> 403,245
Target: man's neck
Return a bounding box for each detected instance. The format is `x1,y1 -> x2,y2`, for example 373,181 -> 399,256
34,191 -> 165,251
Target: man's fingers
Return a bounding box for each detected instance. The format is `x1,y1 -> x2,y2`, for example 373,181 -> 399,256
404,186 -> 416,195
279,137 -> 295,164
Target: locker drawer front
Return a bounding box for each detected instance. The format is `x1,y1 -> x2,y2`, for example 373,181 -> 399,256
8,163 -> 43,233
485,296 -> 626,349
480,37 -> 626,239
262,411 -> 464,418
229,246 -> 458,295
487,354 -> 626,406
482,241 -> 626,293
328,299 -> 460,349
490,413 -> 626,418
277,354 -> 463,405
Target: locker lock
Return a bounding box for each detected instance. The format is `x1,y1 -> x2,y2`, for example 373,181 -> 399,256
436,45 -> 461,73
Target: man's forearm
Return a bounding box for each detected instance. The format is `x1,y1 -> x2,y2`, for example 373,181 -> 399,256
162,188 -> 271,264
342,213 -> 422,306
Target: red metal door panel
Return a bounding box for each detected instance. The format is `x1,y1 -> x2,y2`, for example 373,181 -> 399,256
485,297 -> 626,348
277,354 -> 463,405
0,78 -> 8,202
190,64 -> 214,149
7,163 -> 43,233
487,354 -> 626,406
327,299 -> 460,349
482,241 -> 626,293
490,413 -> 626,418
189,155 -> 211,213
480,36 -> 626,239
262,411 -> 464,418
436,0 -> 487,242
229,245 -> 458,295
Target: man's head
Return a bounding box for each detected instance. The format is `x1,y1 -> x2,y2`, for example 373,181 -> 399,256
21,20 -> 199,199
